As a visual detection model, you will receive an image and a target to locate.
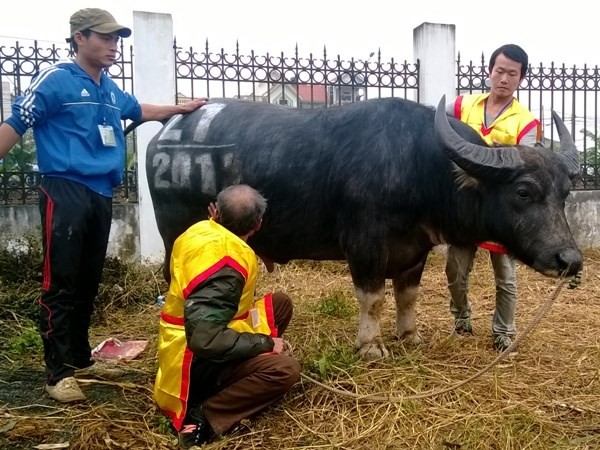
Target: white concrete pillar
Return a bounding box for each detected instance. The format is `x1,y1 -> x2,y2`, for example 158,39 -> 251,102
413,23 -> 456,108
132,11 -> 175,263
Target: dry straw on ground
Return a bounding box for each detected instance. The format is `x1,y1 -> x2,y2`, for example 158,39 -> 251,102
1,249 -> 599,449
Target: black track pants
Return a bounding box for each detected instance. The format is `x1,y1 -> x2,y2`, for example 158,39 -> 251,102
38,177 -> 112,385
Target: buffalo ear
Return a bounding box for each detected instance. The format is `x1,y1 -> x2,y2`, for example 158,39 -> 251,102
452,165 -> 480,190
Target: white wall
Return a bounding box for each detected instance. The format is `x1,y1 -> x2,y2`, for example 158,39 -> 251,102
564,191 -> 600,248
1,204 -> 140,261
132,11 -> 176,264
413,22 -> 456,108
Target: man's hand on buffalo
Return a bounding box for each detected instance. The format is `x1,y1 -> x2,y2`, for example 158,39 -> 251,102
207,202 -> 219,220
180,97 -> 209,113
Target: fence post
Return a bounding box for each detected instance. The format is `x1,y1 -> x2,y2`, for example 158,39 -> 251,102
132,11 -> 176,264
413,23 -> 456,107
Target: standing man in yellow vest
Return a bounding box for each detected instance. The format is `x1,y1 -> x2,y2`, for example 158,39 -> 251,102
445,44 -> 542,353
154,184 -> 301,448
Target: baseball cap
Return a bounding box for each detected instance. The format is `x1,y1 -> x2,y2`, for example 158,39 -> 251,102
68,8 -> 131,41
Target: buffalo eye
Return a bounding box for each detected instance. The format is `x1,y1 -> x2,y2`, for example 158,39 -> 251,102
517,188 -> 529,199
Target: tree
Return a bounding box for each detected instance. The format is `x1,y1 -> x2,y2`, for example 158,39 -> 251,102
579,129 -> 599,187
0,129 -> 37,172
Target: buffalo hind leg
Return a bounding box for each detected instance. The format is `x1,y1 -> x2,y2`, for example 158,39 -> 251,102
355,286 -> 389,359
392,258 -> 427,345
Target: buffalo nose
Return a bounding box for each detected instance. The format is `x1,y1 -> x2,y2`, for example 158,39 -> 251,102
557,248 -> 583,276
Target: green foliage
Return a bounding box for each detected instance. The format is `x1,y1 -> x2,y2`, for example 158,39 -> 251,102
316,290 -> 357,319
156,415 -> 174,435
580,129 -> 599,160
310,346 -> 359,378
7,323 -> 42,355
1,129 -> 37,171
579,128 -> 600,183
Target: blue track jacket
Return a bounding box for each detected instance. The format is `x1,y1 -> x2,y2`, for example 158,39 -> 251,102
6,59 -> 142,197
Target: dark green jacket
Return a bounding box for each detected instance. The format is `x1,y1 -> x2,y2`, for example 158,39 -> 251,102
184,266 -> 274,364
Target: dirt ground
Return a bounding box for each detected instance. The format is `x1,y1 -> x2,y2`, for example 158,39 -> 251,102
0,249 -> 599,449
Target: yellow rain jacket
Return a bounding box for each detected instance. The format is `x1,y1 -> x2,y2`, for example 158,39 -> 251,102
454,93 -> 541,146
154,219 -> 276,430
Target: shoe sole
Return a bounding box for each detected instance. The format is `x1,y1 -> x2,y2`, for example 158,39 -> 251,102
45,386 -> 86,403
74,367 -> 125,381
47,393 -> 86,403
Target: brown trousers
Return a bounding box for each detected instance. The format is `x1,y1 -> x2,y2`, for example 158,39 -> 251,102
189,292 -> 301,435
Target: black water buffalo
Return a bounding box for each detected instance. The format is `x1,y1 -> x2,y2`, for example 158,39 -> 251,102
145,96 -> 582,359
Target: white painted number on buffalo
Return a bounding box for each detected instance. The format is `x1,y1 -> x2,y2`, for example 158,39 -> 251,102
152,103 -> 232,193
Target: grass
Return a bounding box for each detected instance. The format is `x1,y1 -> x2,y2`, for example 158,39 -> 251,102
316,290 -> 357,319
0,245 -> 599,449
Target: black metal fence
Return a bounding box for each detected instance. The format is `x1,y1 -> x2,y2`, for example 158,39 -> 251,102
1,38 -> 599,205
0,38 -> 135,204
174,41 -> 419,107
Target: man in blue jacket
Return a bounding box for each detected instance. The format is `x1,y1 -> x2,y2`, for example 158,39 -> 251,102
0,8 -> 207,403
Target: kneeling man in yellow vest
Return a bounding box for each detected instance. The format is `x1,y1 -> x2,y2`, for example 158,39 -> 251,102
154,184 -> 301,448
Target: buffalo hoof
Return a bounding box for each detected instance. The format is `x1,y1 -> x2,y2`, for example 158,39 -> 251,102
357,342 -> 390,360
395,331 -> 424,345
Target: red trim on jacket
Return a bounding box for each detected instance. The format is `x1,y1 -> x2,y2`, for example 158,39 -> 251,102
479,124 -> 493,136
517,119 -> 541,144
182,256 -> 249,299
263,293 -> 277,337
160,347 -> 194,431
478,242 -> 508,254
454,95 -> 463,120
232,310 -> 250,321
172,347 -> 194,430
161,311 -> 184,326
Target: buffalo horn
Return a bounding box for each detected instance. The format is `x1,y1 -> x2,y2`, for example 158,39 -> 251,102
551,110 -> 581,178
434,95 -> 523,180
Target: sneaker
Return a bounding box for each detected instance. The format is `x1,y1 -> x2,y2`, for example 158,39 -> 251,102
45,376 -> 86,403
454,317 -> 473,335
74,362 -> 125,381
179,407 -> 214,448
493,334 -> 518,355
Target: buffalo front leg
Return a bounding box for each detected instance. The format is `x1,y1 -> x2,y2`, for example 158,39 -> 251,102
355,286 -> 389,359
392,259 -> 427,345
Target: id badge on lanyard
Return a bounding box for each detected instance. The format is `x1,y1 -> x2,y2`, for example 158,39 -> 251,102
98,124 -> 117,147
250,307 -> 262,328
